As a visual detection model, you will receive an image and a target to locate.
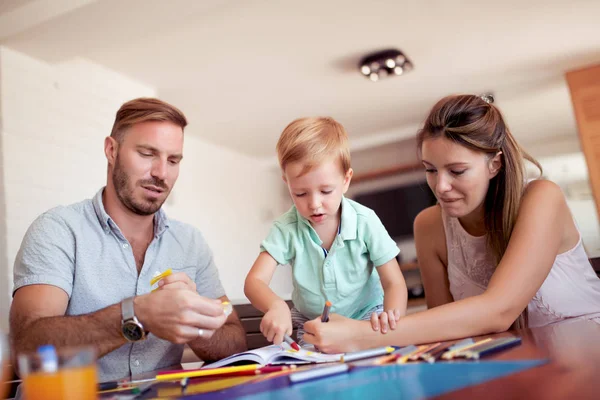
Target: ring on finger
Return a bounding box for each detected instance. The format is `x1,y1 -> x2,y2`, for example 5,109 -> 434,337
198,328 -> 204,338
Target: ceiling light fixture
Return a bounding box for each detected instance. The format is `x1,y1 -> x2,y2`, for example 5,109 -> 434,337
359,49 -> 413,82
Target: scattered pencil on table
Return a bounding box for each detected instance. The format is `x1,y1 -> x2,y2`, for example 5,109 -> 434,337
321,301 -> 332,322
409,342 -> 442,361
442,338 -> 493,360
156,364 -> 261,381
97,377 -> 156,392
258,365 -> 297,374
342,346 -> 394,363
289,363 -> 349,384
283,334 -> 300,351
463,337 -> 522,359
421,343 -> 454,363
180,377 -> 189,394
372,345 -> 418,365
397,345 -> 429,364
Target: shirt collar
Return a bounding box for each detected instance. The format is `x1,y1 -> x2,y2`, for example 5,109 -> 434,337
339,196 -> 357,241
92,187 -> 170,238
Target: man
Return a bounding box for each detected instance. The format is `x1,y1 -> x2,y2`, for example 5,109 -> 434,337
9,98 -> 247,381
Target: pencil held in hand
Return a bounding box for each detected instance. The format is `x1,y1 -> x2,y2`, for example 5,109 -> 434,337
321,301 -> 332,322
283,334 -> 300,351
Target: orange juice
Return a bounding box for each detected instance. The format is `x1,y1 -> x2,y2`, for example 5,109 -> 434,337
22,364 -> 97,400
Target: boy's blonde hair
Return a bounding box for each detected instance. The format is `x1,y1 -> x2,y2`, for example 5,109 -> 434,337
276,117 -> 351,176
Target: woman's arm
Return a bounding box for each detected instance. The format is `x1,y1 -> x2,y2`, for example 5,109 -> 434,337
414,205 -> 453,308
304,181 -> 576,352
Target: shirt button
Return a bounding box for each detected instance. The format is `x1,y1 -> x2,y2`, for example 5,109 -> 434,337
123,243 -> 129,249
134,360 -> 140,366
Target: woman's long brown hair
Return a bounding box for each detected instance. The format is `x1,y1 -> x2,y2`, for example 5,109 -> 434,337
417,94 -> 543,264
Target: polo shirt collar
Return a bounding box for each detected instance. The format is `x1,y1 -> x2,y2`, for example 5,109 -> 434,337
339,196 -> 357,241
92,187 -> 170,238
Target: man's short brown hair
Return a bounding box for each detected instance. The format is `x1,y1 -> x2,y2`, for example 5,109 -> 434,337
110,98 -> 188,142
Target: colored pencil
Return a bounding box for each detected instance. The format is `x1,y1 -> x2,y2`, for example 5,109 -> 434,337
321,301 -> 332,322
289,363 -> 349,383
342,346 -> 394,363
464,337 -> 522,359
409,342 -> 442,361
421,342 -> 454,363
156,364 -> 261,381
442,338 -> 493,360
283,334 -> 301,351
397,345 -> 429,364
373,345 -> 418,365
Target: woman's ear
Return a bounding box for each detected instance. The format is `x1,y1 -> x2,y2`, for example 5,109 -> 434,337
488,151 -> 503,178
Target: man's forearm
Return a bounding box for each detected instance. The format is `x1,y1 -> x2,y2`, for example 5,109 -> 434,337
188,314 -> 247,362
12,303 -> 126,361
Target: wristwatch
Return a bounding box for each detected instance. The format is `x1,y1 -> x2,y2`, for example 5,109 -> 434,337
121,297 -> 147,342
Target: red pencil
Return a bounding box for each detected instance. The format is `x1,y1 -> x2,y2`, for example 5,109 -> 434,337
284,334 -> 301,351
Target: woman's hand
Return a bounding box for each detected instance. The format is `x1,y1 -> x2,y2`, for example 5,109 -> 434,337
303,314 -> 374,353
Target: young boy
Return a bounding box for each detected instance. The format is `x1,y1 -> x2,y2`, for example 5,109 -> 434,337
244,117 -> 407,347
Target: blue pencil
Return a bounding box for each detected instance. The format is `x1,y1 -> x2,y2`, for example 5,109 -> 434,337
464,337 -> 522,359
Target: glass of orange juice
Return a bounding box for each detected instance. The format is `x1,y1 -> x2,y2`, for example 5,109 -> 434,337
1,332 -> 10,399
18,346 -> 98,400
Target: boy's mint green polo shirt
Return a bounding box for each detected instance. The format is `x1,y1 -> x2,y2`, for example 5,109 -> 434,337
260,196 -> 400,320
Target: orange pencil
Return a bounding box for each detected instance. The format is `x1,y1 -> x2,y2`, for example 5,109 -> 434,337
410,342 -> 442,361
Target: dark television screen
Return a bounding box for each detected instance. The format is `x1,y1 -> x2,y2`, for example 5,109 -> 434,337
353,181 -> 437,239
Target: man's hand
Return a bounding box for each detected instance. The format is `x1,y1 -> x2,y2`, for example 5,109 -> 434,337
157,272 -> 197,292
135,289 -> 227,344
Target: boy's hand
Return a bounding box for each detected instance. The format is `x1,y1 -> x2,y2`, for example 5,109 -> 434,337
260,301 -> 292,345
370,309 -> 402,334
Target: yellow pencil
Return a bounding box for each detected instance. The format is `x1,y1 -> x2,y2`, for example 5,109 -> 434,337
441,338 -> 493,360
397,345 -> 429,364
156,364 -> 261,381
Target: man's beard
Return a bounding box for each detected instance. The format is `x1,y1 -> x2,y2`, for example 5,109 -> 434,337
112,155 -> 169,216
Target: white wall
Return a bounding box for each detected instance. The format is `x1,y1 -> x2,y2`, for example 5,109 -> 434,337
0,46 -> 288,331
0,46 -> 156,331
535,153 -> 600,257
162,140 -> 293,304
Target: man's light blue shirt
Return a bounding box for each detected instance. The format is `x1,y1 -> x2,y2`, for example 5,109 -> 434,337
13,188 -> 226,381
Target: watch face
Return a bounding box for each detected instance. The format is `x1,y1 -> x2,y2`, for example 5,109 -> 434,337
122,322 -> 144,342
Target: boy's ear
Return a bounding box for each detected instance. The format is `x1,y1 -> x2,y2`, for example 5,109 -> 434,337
281,174 -> 287,184
342,168 -> 353,193
488,151 -> 502,178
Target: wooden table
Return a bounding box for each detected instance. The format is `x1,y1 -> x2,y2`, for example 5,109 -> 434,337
435,318 -> 600,399
95,318 -> 599,399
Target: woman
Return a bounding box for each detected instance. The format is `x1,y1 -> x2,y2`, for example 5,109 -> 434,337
303,94 -> 600,353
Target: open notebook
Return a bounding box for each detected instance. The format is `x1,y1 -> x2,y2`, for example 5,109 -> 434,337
203,344 -> 343,369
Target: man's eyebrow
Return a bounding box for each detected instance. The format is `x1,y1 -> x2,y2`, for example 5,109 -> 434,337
136,144 -> 183,159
